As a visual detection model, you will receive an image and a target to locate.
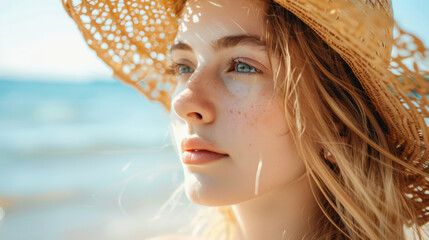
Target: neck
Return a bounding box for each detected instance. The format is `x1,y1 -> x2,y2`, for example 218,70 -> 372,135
232,174 -> 320,240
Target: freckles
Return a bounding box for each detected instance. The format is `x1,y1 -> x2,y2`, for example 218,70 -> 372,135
244,100 -> 284,133
225,94 -> 274,134
241,106 -> 264,130
247,111 -> 262,127
226,106 -> 255,130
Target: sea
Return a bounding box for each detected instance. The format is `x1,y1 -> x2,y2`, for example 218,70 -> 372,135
0,79 -> 198,240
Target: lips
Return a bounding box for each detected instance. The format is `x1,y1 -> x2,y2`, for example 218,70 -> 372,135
181,137 -> 229,165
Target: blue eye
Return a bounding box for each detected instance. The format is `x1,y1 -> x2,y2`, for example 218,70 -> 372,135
236,63 -> 254,73
174,64 -> 194,75
233,59 -> 261,73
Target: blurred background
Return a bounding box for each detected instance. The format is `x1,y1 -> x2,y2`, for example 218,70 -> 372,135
0,0 -> 428,240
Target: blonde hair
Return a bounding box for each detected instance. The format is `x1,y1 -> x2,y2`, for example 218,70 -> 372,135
174,0 -> 429,239
264,1 -> 429,239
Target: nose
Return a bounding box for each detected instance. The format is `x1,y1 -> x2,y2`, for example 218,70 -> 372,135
171,74 -> 216,125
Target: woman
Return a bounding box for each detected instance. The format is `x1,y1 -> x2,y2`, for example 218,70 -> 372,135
62,0 -> 429,239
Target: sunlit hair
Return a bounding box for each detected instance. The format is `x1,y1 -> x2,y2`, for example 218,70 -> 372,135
174,0 -> 428,239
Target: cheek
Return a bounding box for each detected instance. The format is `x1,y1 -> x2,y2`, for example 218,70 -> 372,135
227,96 -> 305,194
229,95 -> 288,141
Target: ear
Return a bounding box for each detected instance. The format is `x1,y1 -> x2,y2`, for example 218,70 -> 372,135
321,118 -> 348,165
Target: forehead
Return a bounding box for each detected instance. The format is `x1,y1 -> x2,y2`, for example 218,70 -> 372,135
177,0 -> 267,43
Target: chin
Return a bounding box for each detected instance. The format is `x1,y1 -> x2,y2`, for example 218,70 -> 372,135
184,174 -> 254,207
184,175 -> 224,206
185,188 -> 224,207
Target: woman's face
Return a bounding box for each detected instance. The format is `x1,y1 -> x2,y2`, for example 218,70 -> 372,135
170,0 -> 306,206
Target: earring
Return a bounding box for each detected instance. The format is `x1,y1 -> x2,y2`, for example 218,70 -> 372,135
322,149 -> 336,163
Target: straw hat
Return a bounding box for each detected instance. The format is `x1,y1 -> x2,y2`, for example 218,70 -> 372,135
62,0 -> 429,224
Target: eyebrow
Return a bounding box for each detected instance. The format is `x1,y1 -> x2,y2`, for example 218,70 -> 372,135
170,34 -> 266,52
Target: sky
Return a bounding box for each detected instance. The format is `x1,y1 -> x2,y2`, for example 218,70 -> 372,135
0,0 -> 428,82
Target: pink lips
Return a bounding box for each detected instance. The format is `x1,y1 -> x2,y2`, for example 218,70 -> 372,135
181,137 -> 229,165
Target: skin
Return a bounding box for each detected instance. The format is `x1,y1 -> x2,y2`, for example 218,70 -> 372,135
169,0 -> 320,239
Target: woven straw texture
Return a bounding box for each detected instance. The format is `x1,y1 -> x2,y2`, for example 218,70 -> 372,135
62,0 -> 429,224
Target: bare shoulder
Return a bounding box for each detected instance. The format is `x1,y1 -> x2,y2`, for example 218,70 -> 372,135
146,235 -> 200,240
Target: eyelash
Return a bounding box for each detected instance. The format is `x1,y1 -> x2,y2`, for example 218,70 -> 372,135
167,58 -> 262,76
167,62 -> 193,76
227,58 -> 262,74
